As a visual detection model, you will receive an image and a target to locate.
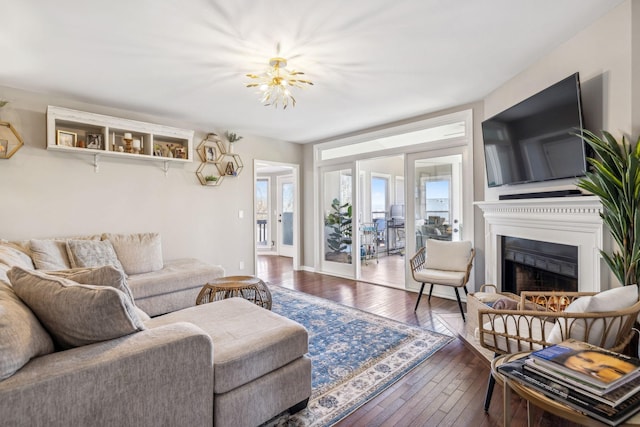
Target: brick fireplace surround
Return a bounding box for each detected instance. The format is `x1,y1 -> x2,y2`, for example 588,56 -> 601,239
476,196 -> 607,293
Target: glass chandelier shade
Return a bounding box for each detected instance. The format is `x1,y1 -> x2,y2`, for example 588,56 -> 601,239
246,57 -> 313,109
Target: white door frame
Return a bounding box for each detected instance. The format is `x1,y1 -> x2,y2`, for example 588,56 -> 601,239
253,160 -> 300,271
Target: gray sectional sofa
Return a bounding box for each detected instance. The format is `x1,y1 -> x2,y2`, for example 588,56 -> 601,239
0,233 -> 312,427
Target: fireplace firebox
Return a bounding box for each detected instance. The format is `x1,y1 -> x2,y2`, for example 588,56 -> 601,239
502,236 -> 578,295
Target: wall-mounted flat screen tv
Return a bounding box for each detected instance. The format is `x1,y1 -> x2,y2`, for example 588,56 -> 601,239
481,73 -> 586,188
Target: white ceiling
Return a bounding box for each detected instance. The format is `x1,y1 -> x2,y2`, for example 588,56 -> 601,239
0,0 -> 624,144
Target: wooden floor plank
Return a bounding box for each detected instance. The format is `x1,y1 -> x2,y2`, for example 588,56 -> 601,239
258,255 -> 586,427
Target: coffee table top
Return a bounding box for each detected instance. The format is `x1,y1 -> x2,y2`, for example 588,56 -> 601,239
196,275 -> 272,310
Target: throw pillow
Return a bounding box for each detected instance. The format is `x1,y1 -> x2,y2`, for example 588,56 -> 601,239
0,281 -> 54,380
0,241 -> 34,271
44,265 -> 136,304
30,239 -> 72,270
103,233 -> 163,275
65,239 -> 125,272
8,267 -> 145,350
547,286 -> 638,347
44,266 -> 151,322
425,239 -> 472,272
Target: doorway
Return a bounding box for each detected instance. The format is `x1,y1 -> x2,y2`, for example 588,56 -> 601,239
254,160 -> 300,271
358,155 -> 405,288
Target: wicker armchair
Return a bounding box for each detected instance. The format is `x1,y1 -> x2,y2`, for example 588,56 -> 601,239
479,290 -> 640,411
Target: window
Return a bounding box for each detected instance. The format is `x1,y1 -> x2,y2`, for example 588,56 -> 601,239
371,175 -> 388,220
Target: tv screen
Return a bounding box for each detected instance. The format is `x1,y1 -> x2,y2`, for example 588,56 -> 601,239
482,73 -> 586,188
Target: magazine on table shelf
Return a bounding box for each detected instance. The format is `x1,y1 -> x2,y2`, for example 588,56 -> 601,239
498,358 -> 640,426
529,339 -> 640,392
524,358 -> 640,407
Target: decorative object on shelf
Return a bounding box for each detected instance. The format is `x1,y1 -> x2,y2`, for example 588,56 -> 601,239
225,161 -> 236,176
86,133 -> 103,150
224,131 -> 243,153
577,129 -> 640,286
57,130 -> 77,147
122,132 -> 133,153
246,57 -> 313,108
204,175 -> 218,185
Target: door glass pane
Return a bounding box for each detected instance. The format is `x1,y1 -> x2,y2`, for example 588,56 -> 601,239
256,179 -> 269,246
371,176 -> 387,220
415,154 -> 462,247
281,182 -> 293,246
323,169 -> 353,264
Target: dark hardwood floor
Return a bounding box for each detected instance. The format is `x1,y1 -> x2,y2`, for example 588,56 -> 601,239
258,255 -> 584,427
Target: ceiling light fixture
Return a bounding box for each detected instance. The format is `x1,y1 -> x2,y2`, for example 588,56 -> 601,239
246,57 -> 313,109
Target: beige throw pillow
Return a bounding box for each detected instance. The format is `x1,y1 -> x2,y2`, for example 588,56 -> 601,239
425,239 -> 472,271
66,239 -> 125,272
8,267 -> 145,350
44,266 -> 151,321
30,239 -> 72,270
0,281 -> 54,380
0,241 -> 34,271
103,233 -> 163,275
44,266 -> 135,303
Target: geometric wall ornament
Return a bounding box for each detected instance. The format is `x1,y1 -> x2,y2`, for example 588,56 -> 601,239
0,121 -> 24,159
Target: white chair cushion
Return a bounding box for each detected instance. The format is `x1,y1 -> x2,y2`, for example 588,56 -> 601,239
547,286 -> 638,348
413,269 -> 466,286
425,239 -> 472,272
482,315 -> 556,353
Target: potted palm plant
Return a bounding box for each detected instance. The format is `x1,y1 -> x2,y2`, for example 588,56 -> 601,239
577,129 -> 640,286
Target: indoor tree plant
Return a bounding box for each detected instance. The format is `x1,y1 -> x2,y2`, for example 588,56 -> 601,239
324,198 -> 352,260
577,129 -> 640,286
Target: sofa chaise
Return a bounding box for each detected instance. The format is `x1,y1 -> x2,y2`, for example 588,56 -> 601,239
0,233 -> 312,427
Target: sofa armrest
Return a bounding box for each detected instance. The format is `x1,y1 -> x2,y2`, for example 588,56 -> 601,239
0,322 -> 214,427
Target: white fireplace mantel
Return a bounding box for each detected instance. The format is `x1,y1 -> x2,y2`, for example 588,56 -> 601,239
475,196 -> 607,292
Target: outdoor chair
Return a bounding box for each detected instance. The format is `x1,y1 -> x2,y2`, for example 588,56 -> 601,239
479,286 -> 640,411
409,239 -> 474,320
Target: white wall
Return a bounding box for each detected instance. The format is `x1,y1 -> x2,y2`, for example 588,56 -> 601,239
482,0 -> 634,201
0,85 -> 303,276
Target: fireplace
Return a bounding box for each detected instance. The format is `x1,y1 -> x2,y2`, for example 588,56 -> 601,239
502,236 -> 578,294
476,196 -> 607,293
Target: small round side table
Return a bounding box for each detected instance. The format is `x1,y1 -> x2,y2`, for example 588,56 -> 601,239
196,275 -> 272,310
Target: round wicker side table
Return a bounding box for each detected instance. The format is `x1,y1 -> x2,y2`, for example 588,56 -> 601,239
195,275 -> 272,310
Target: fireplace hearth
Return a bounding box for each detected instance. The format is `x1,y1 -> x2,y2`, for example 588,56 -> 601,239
502,236 -> 578,294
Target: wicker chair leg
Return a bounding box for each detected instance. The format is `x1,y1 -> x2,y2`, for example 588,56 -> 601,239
414,283 -> 426,311
454,287 -> 465,321
463,285 -> 468,295
484,371 -> 496,412
427,283 -> 434,301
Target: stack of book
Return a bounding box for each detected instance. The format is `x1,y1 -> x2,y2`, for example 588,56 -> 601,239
498,339 -> 640,426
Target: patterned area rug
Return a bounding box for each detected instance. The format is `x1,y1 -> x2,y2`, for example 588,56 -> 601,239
264,286 -> 454,426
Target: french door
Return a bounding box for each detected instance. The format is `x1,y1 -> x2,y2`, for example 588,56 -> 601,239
320,163 -> 356,277
277,175 -> 295,258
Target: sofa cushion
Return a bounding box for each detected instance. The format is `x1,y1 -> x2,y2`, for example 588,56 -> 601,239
0,241 -> 34,271
65,239 -> 125,272
29,239 -> 72,270
547,286 -> 638,348
425,239 -> 472,271
8,267 -> 145,350
0,280 -> 54,380
146,298 -> 308,394
103,233 -> 163,275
